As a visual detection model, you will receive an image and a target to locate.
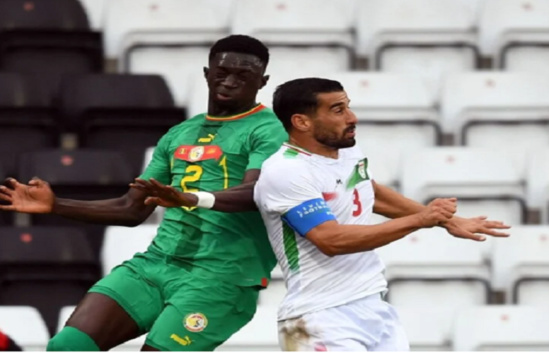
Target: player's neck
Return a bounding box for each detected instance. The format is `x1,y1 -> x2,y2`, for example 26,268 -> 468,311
207,100 -> 259,117
288,137 -> 339,159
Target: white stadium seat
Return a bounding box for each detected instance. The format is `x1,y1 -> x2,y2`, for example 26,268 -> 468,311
330,72 -> 440,171
376,227 -> 491,307
232,0 -> 356,78
356,0 -> 480,98
452,306 -> 549,351
401,147 -> 527,228
479,0 -> 549,70
101,225 -> 157,276
440,72 -> 549,148
77,0 -> 107,30
527,149 -> 549,223
492,225 -> 549,303
396,306 -> 455,351
104,0 -> 235,106
0,306 -> 50,351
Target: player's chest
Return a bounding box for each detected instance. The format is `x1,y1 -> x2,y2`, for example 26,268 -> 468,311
315,158 -> 375,221
168,123 -> 249,174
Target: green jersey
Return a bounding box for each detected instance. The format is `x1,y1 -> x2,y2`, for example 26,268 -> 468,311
140,104 -> 288,287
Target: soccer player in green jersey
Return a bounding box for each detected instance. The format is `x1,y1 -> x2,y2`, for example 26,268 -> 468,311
0,35 -> 288,351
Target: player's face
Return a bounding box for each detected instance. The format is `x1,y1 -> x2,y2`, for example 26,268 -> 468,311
204,52 -> 268,109
311,91 -> 357,149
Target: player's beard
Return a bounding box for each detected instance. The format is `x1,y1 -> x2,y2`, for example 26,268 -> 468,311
314,125 -> 356,149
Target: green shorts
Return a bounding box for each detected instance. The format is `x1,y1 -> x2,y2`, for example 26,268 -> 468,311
89,250 -> 260,351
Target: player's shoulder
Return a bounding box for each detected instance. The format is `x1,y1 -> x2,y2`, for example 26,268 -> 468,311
247,106 -> 283,127
261,144 -> 313,177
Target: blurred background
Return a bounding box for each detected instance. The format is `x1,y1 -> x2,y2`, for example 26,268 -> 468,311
0,0 -> 549,351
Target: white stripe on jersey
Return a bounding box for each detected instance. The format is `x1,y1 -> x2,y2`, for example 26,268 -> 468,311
254,143 -> 387,321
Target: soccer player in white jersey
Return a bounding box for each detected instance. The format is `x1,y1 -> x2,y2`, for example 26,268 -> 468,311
253,78 -> 511,351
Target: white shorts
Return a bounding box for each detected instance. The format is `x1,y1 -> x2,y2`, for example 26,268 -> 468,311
278,293 -> 409,351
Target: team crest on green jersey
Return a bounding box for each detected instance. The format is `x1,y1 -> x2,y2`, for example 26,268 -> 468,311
346,158 -> 370,190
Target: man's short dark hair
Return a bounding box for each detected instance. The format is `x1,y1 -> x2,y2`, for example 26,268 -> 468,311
273,78 -> 344,132
209,35 -> 269,67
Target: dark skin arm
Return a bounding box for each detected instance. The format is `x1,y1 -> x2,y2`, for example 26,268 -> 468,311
0,178 -> 155,226
130,169 -> 260,213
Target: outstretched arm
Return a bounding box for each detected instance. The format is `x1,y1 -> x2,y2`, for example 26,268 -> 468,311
307,198 -> 453,256
0,178 -> 155,226
130,169 -> 260,213
372,180 -> 511,241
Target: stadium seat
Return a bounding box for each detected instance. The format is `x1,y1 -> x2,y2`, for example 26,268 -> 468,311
18,149 -> 134,257
105,0 -> 234,106
232,0 -> 356,77
396,306 -> 454,351
77,0 -> 107,30
492,225 -> 549,303
527,149 -> 549,224
217,305 -> 279,351
480,0 -> 549,70
0,0 -> 103,102
402,147 -> 527,228
59,74 -> 185,175
356,0 -> 480,98
0,306 -> 50,351
440,72 -> 549,148
0,226 -> 99,336
101,225 -> 156,276
0,73 -> 59,180
452,306 -> 549,351
330,72 -> 441,172
376,227 -> 491,307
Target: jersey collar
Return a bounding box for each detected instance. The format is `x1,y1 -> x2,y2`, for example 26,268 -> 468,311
206,103 -> 266,121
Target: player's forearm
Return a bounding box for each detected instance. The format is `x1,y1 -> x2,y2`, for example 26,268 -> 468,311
312,215 -> 423,256
211,182 -> 257,212
53,197 -> 146,226
373,182 -> 425,219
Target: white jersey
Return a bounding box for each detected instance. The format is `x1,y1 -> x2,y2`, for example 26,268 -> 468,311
254,143 -> 387,321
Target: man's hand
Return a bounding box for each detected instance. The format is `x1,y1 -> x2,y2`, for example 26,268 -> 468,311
0,177 -> 55,214
129,178 -> 198,208
442,215 -> 511,242
416,198 -> 457,227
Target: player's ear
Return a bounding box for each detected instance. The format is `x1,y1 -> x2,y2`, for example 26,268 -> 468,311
260,74 -> 269,89
291,113 -> 312,132
203,67 -> 209,79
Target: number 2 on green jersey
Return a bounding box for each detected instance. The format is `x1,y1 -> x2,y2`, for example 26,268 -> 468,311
180,156 -> 229,211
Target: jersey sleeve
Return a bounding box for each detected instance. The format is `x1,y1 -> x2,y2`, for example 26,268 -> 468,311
246,121 -> 288,171
255,160 -> 336,237
138,130 -> 172,185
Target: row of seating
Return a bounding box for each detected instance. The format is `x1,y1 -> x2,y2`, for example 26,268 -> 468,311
1,223 -> 548,334
0,73 -> 183,176
3,304 -> 549,351
76,0 -> 549,58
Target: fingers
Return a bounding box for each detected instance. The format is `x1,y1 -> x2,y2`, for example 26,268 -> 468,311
4,178 -> 21,189
0,192 -> 12,202
144,196 -> 160,206
481,220 -> 511,230
28,177 -> 48,187
0,185 -> 13,196
0,204 -> 16,212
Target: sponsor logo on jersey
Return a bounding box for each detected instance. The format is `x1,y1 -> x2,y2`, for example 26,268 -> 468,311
170,334 -> 192,346
174,145 -> 223,162
184,313 -> 208,332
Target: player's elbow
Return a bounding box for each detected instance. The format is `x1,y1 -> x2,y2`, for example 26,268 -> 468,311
308,236 -> 339,257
